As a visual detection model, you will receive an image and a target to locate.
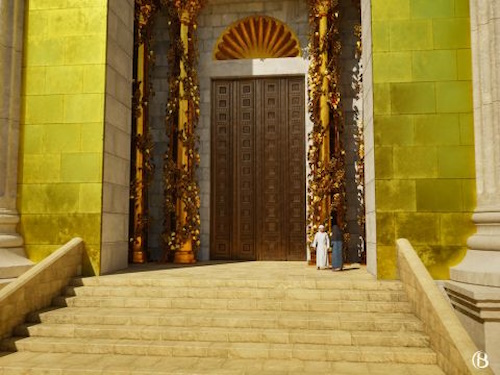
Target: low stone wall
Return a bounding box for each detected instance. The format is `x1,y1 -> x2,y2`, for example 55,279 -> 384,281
0,238 -> 83,340
397,238 -> 493,375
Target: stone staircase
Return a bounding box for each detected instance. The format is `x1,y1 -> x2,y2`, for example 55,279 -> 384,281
0,262 -> 445,374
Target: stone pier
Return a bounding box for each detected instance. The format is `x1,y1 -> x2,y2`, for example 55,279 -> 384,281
0,0 -> 33,282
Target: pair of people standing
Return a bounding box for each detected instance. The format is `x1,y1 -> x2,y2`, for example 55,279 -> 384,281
311,224 -> 343,271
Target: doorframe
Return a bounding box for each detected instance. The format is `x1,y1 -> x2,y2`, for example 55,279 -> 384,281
202,57 -> 311,261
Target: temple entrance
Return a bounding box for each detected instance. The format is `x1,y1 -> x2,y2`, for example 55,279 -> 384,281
211,77 -> 306,261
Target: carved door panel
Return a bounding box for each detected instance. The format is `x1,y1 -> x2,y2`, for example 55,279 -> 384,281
211,77 -> 305,261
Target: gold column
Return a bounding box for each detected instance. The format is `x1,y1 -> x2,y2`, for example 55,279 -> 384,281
173,10 -> 195,264
132,25 -> 148,264
318,1 -> 331,228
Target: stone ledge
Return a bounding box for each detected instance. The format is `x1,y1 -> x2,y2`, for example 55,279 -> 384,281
0,249 -> 34,278
397,238 -> 493,375
0,238 -> 83,340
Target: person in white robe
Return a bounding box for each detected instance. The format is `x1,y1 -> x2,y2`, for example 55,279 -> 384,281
312,225 -> 330,270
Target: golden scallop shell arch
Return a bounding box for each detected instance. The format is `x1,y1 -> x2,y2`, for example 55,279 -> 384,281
214,16 -> 301,60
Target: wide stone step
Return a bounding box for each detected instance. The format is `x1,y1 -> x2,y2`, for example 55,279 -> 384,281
63,285 -> 408,302
13,324 -> 429,347
70,276 -> 404,291
52,295 -> 412,313
26,307 -> 424,332
0,352 -> 446,374
0,337 -> 437,364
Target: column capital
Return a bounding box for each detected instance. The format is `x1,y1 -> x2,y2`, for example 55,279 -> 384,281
312,0 -> 337,17
174,0 -> 204,24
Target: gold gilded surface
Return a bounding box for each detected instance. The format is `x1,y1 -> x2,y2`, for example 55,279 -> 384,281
372,1 -> 475,279
214,16 -> 301,60
18,1 -> 108,275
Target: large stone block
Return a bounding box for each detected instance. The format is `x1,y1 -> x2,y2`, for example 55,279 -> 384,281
394,212 -> 440,245
375,212 -> 395,246
373,83 -> 391,115
63,93 -> 104,123
390,20 -> 432,51
43,123 -> 81,152
415,179 -> 464,211
437,145 -> 475,178
82,65 -> 106,94
373,52 -> 412,83
19,184 -> 80,214
25,37 -> 65,66
375,179 -> 416,211
80,122 -> 104,152
23,67 -> 46,95
61,152 -> 102,183
374,146 -> 393,179
21,125 -> 44,154
440,213 -> 475,246
393,146 -> 438,178
46,8 -> 106,37
412,50 -> 457,82
414,114 -> 460,145
64,35 -> 106,65
78,183 -> 102,213
390,82 -> 436,114
24,95 -> 64,124
432,18 -> 471,49
372,0 -> 410,20
461,179 -> 476,211
456,49 -> 472,80
410,0 -> 454,19
436,81 -> 472,113
374,115 -> 414,146
20,154 -> 61,183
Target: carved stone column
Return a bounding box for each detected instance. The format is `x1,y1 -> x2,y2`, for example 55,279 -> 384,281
446,1 -> 500,372
0,0 -> 33,280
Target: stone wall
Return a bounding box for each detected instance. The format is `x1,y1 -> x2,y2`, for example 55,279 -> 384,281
338,1 -> 363,262
148,9 -> 171,261
101,0 -> 135,273
360,0 -> 376,276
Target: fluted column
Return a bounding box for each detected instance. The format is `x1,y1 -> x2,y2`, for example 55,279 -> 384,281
0,0 -> 25,255
446,1 -> 500,372
449,0 -> 500,287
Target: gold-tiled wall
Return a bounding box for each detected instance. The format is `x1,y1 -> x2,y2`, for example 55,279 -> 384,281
18,0 -> 108,275
372,0 -> 476,279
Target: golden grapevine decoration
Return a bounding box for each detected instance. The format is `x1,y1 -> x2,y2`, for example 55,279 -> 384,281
162,0 -> 204,259
306,0 -> 348,249
353,20 -> 366,262
130,0 -> 160,261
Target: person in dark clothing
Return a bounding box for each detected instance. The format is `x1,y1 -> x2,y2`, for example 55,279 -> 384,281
331,217 -> 343,271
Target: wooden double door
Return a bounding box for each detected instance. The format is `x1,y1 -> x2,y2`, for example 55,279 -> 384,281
211,77 -> 306,261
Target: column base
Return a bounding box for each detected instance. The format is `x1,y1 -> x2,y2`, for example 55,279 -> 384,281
445,281 -> 500,374
173,250 -> 196,264
0,248 -> 34,278
450,250 -> 500,287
